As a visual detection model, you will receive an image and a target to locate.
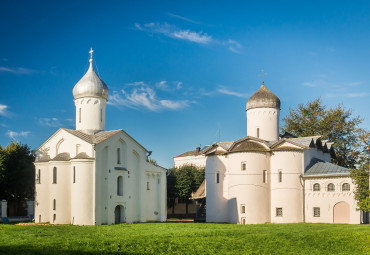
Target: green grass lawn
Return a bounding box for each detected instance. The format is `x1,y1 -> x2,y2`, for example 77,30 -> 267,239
0,223 -> 369,254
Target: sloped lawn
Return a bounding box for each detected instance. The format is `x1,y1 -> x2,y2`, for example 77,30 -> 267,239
0,223 -> 369,254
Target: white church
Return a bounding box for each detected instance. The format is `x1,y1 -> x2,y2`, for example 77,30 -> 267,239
34,50 -> 167,225
175,82 -> 367,224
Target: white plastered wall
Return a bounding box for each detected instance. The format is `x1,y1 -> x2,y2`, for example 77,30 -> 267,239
75,97 -> 107,134
227,152 -> 270,224
270,150 -> 303,223
174,155 -> 206,168
305,176 -> 360,224
246,107 -> 279,141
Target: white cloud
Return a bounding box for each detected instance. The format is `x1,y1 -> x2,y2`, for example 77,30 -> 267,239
0,66 -> 36,75
227,40 -> 242,53
326,92 -> 369,98
135,22 -> 242,53
168,13 -> 204,25
39,117 -> 74,127
0,104 -> 8,116
135,22 -> 212,45
108,82 -> 189,112
217,86 -> 249,98
155,80 -> 183,91
6,130 -> 30,140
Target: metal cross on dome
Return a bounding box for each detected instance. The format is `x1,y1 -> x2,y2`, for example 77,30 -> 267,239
89,48 -> 94,60
258,69 -> 267,84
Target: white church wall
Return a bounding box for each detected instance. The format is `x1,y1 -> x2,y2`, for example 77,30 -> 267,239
94,132 -> 166,225
206,155 -> 228,223
34,162 -> 50,223
246,107 -> 279,141
49,161 -> 71,224
305,177 -> 360,224
75,97 -> 106,134
270,151 -> 303,223
174,155 -> 206,168
38,130 -> 93,159
70,160 -> 94,225
227,152 -> 270,224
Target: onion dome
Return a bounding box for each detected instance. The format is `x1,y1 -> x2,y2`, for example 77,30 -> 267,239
246,82 -> 280,111
73,49 -> 109,100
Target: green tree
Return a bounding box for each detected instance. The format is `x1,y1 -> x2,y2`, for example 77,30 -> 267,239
147,157 -> 158,166
175,164 -> 205,216
166,168 -> 177,215
350,162 -> 370,212
0,141 -> 35,207
281,98 -> 365,168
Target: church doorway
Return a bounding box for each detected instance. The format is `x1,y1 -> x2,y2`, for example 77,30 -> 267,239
114,205 -> 125,224
333,201 -> 350,224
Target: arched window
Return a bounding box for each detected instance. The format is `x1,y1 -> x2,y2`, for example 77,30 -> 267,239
53,199 -> 56,210
117,148 -> 121,164
117,176 -> 123,196
263,170 -> 267,183
342,183 -> 350,191
327,183 -> 335,191
53,167 -> 57,184
313,183 -> 320,191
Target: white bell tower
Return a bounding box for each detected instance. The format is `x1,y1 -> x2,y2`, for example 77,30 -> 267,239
72,49 -> 109,135
246,82 -> 280,141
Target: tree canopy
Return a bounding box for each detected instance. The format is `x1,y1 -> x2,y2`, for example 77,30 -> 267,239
350,161 -> 370,212
281,98 -> 367,168
167,164 -> 205,215
0,141 -> 35,202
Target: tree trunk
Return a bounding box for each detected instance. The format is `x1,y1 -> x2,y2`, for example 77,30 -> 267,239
186,200 -> 188,216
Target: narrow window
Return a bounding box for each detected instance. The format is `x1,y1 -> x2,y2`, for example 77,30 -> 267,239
263,170 -> 267,183
100,108 -> 102,122
313,207 -> 320,217
278,170 -> 282,183
241,217 -> 246,224
327,183 -> 335,192
39,215 -> 41,223
53,167 -> 57,184
117,148 -> 121,164
216,172 -> 220,183
117,176 -> 123,196
342,183 -> 350,191
276,208 -> 283,217
76,144 -> 80,155
147,181 -> 150,190
241,162 -> 246,171
79,108 -> 81,123
73,167 -> 76,183
53,199 -> 56,210
53,214 -> 56,223
257,128 -> 260,138
37,169 -> 41,184
313,183 -> 320,191
241,205 -> 246,214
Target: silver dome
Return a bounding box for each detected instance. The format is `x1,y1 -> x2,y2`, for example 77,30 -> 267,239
73,60 -> 109,100
246,82 -> 280,111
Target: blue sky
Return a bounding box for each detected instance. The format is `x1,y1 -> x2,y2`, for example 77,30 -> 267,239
0,0 -> 369,168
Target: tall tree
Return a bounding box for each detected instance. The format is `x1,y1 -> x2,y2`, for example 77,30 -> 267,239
281,98 -> 365,168
166,168 -> 177,215
350,161 -> 370,212
0,141 -> 35,203
175,164 -> 205,216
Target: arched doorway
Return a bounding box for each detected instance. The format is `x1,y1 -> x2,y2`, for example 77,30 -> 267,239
333,201 -> 350,224
114,205 -> 125,224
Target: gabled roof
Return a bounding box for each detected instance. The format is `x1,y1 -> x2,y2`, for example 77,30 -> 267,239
286,136 -> 321,148
304,158 -> 349,177
191,180 -> 206,200
51,152 -> 71,161
37,128 -> 148,153
228,136 -> 270,152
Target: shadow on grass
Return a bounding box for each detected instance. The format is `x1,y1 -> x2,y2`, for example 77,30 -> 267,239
0,246 -> 141,255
